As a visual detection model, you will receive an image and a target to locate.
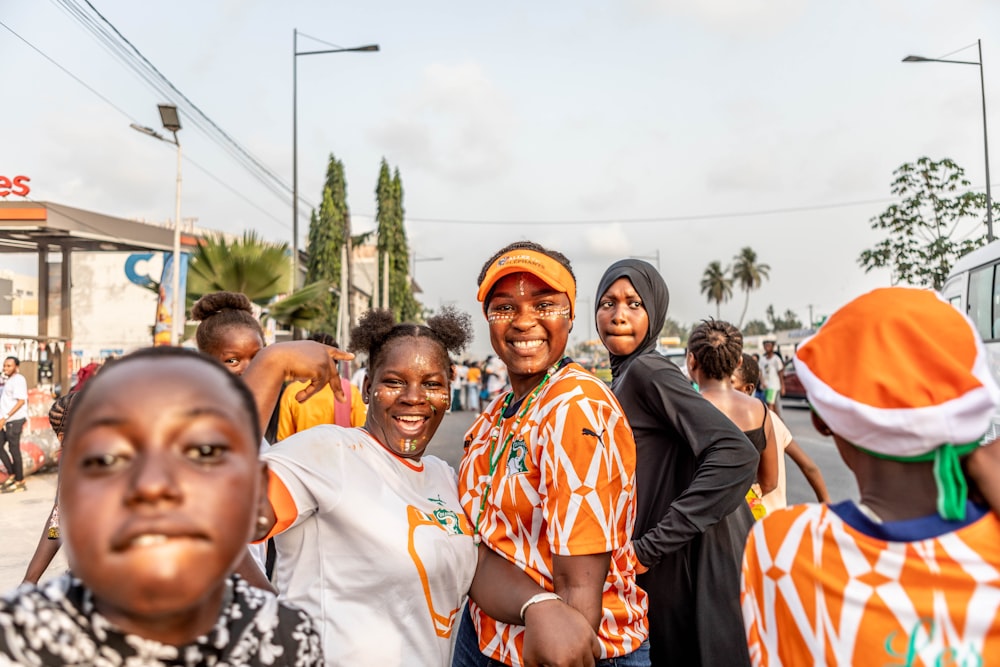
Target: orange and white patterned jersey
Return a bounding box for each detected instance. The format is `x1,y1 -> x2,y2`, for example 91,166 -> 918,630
741,501 -> 1000,666
458,362 -> 648,666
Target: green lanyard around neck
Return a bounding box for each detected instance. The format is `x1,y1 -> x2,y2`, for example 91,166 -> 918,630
475,361 -> 564,535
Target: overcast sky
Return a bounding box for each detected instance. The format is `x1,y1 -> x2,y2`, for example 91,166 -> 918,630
3,0 -> 998,356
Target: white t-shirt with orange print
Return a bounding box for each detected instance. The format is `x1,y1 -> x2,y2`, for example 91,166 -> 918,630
262,425 -> 477,667
458,362 -> 649,666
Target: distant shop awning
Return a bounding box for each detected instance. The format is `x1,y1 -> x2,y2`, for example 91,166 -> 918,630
0,201 -> 180,253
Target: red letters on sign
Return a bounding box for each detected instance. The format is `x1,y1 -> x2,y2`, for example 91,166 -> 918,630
0,176 -> 31,198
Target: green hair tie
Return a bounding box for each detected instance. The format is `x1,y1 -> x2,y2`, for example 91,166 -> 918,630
852,441 -> 980,522
934,445 -> 970,521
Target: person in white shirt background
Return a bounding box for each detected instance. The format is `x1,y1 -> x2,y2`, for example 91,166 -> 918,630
0,356 -> 29,493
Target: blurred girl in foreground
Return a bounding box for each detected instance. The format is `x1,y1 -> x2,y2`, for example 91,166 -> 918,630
0,348 -> 321,664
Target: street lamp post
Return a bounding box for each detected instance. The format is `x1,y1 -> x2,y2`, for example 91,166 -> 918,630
904,39 -> 994,241
292,31 -> 379,294
130,103 -> 184,345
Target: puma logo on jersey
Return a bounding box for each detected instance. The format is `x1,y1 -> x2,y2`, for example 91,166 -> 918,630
582,427 -> 606,440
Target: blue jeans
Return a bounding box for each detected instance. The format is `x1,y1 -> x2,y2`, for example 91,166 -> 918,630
452,603 -> 650,667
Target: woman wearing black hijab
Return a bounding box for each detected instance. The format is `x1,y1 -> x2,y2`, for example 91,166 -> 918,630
594,259 -> 758,667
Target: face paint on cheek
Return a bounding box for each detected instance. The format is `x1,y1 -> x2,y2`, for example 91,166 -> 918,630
537,306 -> 572,320
487,313 -> 515,324
378,387 -> 403,399
426,389 -> 450,413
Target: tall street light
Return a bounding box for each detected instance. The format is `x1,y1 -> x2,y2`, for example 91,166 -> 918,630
131,103 -> 184,345
292,30 -> 379,295
904,39 -> 994,241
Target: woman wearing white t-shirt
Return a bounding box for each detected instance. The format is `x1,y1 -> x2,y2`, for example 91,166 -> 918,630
238,307 -> 478,666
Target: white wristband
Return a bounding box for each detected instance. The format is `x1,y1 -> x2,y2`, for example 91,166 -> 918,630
519,592 -> 563,623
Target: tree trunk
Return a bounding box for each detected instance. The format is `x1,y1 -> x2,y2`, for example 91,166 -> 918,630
738,290 -> 750,328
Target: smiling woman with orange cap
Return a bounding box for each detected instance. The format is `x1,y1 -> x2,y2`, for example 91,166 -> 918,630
452,241 -> 649,667
741,286 -> 1000,665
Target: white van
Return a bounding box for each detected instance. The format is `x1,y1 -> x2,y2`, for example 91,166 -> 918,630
941,240 -> 1000,440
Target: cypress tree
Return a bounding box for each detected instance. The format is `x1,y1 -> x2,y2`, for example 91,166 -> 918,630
375,160 -> 421,321
306,154 -> 349,333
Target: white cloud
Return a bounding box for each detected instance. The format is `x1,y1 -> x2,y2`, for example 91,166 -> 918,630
368,62 -> 514,184
583,223 -> 631,259
627,0 -> 807,34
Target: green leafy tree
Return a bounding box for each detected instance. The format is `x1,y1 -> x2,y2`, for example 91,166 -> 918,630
700,260 -> 733,318
765,305 -> 803,331
743,319 -> 769,336
186,231 -> 332,336
187,231 -> 290,305
375,160 -> 421,321
306,155 -> 349,332
265,279 -> 330,330
859,157 -> 994,290
731,246 -> 770,328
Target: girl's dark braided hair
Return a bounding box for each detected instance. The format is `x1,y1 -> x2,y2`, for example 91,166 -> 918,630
688,319 -> 744,380
48,392 -> 80,439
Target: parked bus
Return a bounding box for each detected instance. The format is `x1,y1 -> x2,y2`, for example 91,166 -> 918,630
942,240 -> 1000,441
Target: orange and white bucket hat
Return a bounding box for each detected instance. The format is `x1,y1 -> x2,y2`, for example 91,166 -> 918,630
794,286 -> 1000,519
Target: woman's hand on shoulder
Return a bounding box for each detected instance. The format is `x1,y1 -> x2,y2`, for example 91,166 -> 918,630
522,599 -> 600,667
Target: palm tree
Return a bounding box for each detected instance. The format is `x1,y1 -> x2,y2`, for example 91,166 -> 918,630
187,231 -> 291,305
731,246 -> 770,328
185,231 -> 332,335
700,260 -> 733,318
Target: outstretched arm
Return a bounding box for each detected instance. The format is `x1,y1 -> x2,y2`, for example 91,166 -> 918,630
242,341 -> 354,436
756,407 -> 779,495
23,504 -> 61,584
785,440 -> 830,503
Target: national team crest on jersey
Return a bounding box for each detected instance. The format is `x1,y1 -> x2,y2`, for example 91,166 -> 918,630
506,438 -> 529,475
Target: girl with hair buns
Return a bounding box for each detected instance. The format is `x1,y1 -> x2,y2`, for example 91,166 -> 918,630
594,259 -> 758,667
245,306 -> 481,666
190,291 -> 265,376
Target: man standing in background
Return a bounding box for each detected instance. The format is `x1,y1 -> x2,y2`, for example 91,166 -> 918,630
759,340 -> 785,417
0,357 -> 28,493
465,361 -> 481,413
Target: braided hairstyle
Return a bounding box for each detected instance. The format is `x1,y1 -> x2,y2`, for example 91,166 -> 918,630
688,319 -> 744,380
349,306 -> 473,381
49,392 -> 80,440
190,291 -> 264,355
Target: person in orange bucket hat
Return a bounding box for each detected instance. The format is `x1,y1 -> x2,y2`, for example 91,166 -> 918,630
741,286 -> 1000,666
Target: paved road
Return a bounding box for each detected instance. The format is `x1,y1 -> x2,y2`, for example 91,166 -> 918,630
435,405 -> 858,503
0,471 -> 65,593
0,405 -> 854,595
